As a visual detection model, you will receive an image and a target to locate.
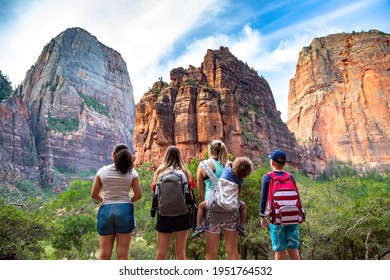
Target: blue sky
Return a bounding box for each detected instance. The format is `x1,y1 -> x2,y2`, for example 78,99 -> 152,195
0,0 -> 389,121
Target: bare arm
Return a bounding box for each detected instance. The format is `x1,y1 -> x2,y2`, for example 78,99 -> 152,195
91,175 -> 103,203
197,165 -> 205,201
131,176 -> 142,203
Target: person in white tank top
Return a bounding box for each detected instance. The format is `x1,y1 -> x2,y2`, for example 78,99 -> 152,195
91,144 -> 142,260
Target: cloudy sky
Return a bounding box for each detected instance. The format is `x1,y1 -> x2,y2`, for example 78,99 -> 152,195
0,0 -> 389,121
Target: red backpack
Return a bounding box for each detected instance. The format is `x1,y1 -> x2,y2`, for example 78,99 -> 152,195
266,171 -> 305,225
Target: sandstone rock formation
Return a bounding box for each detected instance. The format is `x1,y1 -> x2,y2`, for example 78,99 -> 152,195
134,47 -> 300,166
15,27 -> 135,186
287,30 -> 390,174
0,94 -> 40,183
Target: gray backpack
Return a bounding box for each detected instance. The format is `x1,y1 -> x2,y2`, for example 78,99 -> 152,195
154,167 -> 191,217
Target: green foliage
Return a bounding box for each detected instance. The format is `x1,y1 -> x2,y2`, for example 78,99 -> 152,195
42,179 -> 99,259
43,179 -> 96,215
186,78 -> 199,88
297,173 -> 390,260
1,161 -> 389,260
78,92 -> 109,116
130,237 -> 156,260
16,180 -> 38,193
133,163 -> 157,249
0,199 -> 50,259
47,112 -> 79,133
50,215 -> 97,259
187,157 -> 200,179
0,71 -> 13,102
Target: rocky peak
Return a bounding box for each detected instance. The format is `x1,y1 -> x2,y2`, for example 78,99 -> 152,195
287,30 -> 390,174
134,47 -> 299,166
18,27 -> 135,186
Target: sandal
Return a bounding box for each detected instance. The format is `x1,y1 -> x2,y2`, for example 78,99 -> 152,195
191,226 -> 205,238
238,225 -> 247,237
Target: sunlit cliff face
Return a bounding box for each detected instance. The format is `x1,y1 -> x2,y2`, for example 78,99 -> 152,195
287,31 -> 390,174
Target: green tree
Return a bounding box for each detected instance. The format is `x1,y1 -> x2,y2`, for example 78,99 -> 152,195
50,215 -> 97,259
0,199 -> 50,259
42,179 -> 99,259
0,71 -> 13,101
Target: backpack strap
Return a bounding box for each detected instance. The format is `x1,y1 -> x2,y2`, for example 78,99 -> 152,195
200,160 -> 219,187
267,171 -> 291,180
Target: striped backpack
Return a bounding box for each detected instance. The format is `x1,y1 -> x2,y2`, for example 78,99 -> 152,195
266,171 -> 305,225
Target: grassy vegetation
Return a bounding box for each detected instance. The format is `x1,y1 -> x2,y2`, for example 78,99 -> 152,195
47,113 -> 79,133
78,92 -> 109,116
1,160 -> 389,260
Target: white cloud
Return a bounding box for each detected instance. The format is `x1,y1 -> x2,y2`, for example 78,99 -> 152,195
0,0 -> 221,102
0,0 -> 389,123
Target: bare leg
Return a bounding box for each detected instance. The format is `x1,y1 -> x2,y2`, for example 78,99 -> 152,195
275,250 -> 287,260
287,248 -> 301,260
205,231 -> 220,260
156,231 -> 172,260
115,232 -> 132,260
174,230 -> 189,260
224,230 -> 239,260
239,201 -> 247,226
99,234 -> 115,260
196,201 -> 206,228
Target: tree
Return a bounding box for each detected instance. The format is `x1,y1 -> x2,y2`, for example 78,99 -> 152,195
50,215 -> 97,259
0,199 -> 50,259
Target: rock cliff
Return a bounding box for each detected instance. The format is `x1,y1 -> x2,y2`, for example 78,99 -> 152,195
15,27 -> 135,186
0,93 -> 40,183
134,47 -> 299,166
287,30 -> 390,174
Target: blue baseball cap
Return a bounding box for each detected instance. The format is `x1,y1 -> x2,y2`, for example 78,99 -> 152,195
268,149 -> 286,164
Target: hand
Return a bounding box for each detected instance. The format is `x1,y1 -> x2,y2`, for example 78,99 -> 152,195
261,217 -> 268,229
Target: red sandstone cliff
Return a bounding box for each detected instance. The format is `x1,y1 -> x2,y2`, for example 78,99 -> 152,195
287,30 -> 390,174
134,47 -> 299,166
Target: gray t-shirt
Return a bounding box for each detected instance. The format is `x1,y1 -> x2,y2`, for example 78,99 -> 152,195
97,164 -> 139,205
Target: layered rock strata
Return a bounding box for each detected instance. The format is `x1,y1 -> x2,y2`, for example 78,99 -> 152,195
18,27 -> 135,186
134,47 -> 300,166
0,95 -> 40,183
287,30 -> 390,174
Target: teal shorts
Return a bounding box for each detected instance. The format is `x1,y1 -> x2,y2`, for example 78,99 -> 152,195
97,203 -> 135,235
269,224 -> 299,252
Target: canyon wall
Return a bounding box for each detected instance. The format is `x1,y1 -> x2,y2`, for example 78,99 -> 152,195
287,30 -> 390,174
134,47 -> 300,166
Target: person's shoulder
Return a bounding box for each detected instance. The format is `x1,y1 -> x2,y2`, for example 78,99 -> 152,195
131,168 -> 139,177
200,159 -> 217,171
97,164 -> 113,173
262,171 -> 272,179
199,159 -> 210,168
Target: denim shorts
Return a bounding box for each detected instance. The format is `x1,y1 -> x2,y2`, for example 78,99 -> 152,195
97,203 -> 135,235
269,224 -> 300,251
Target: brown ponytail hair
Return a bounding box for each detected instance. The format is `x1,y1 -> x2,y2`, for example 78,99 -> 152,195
112,144 -> 134,174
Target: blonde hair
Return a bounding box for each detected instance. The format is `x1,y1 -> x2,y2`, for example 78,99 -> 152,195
208,140 -> 227,165
152,146 -> 191,185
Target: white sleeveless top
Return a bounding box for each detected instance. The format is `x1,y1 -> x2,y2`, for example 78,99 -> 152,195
96,164 -> 139,205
